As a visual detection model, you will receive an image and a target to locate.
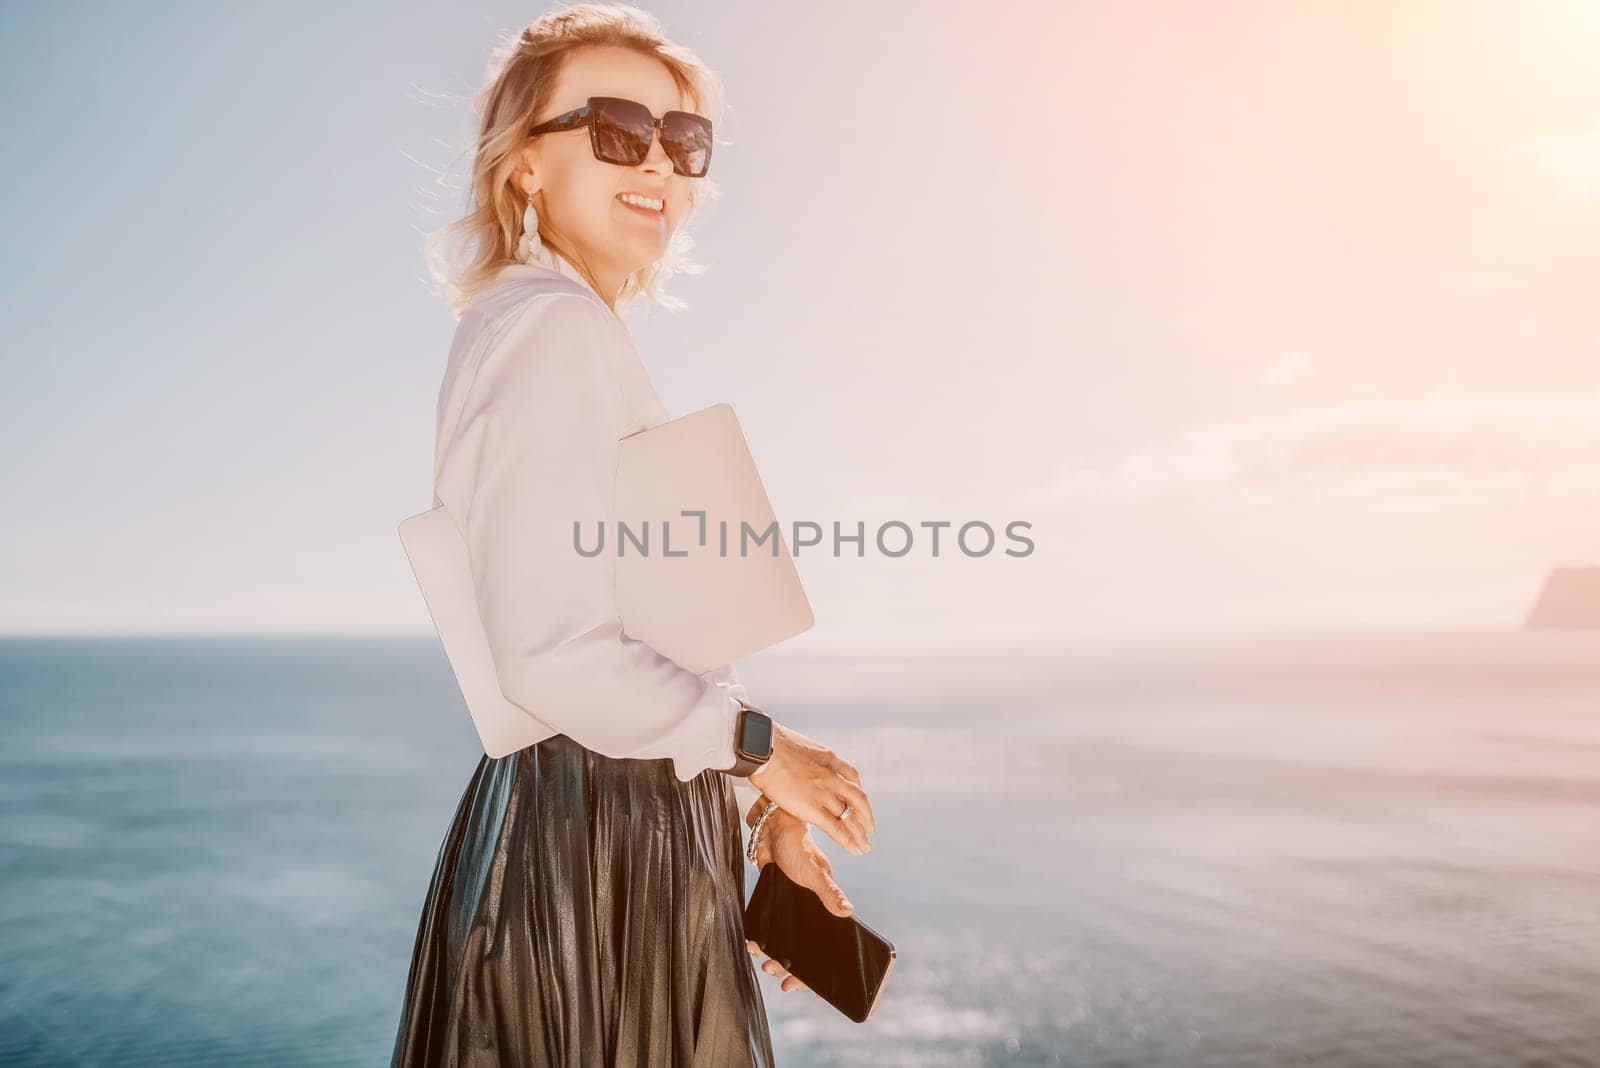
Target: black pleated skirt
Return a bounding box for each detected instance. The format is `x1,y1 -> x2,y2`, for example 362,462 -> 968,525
389,732 -> 775,1067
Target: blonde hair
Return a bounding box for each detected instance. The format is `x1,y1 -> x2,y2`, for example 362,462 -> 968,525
423,3 -> 726,317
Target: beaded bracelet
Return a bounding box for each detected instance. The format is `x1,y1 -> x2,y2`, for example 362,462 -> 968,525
745,798 -> 780,867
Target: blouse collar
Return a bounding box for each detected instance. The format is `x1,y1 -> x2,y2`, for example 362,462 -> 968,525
493,249 -> 621,319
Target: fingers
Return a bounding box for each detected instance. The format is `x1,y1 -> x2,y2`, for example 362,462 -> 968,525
816,791 -> 871,855
818,877 -> 854,918
812,809 -> 868,856
830,753 -> 862,787
834,777 -> 876,839
757,954 -> 809,993
797,852 -> 854,917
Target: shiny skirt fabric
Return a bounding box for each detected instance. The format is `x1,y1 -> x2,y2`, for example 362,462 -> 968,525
390,732 -> 775,1067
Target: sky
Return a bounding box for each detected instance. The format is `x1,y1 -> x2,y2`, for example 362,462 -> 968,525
1,0 -> 1597,644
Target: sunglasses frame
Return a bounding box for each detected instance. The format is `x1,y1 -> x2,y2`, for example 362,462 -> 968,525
527,95 -> 713,178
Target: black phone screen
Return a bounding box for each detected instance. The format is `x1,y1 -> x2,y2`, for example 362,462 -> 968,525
742,863 -> 896,1023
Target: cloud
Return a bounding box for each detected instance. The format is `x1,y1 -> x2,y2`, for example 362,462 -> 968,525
1263,352 -> 1316,391
1514,123 -> 1600,203
1024,390 -> 1600,515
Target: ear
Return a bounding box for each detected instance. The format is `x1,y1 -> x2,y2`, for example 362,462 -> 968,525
512,143 -> 541,198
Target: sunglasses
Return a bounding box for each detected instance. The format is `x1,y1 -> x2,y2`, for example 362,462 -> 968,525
528,96 -> 714,178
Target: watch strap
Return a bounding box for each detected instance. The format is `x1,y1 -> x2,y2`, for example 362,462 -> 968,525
727,752 -> 767,777
727,702 -> 772,776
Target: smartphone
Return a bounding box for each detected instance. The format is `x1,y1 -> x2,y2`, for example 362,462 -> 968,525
742,863 -> 896,1023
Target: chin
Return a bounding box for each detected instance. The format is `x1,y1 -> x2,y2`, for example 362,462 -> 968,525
618,237 -> 668,271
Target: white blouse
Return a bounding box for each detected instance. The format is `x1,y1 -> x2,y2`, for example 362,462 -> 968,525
431,251 -> 764,821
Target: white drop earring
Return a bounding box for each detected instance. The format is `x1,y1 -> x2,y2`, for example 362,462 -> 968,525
515,190 -> 553,268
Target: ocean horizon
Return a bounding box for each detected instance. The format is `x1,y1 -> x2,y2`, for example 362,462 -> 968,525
3,627 -> 1599,1066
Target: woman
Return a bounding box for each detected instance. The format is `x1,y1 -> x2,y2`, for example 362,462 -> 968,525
390,6 -> 876,1066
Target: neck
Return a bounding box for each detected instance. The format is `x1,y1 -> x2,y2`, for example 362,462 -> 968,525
547,245 -> 623,312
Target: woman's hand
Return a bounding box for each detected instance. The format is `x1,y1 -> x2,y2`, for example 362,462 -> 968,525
746,939 -> 807,992
748,723 -> 875,855
744,807 -> 855,993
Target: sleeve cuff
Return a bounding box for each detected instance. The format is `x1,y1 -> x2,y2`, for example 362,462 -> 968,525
663,680 -> 742,782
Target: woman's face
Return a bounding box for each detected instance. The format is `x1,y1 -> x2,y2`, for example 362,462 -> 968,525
518,46 -> 699,301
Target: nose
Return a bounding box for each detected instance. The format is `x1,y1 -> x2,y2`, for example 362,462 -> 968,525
639,123 -> 673,173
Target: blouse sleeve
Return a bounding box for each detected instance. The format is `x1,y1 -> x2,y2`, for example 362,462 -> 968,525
454,292 -> 744,782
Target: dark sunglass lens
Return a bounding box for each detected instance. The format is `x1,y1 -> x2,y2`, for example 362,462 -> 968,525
591,98 -> 653,165
662,112 -> 713,177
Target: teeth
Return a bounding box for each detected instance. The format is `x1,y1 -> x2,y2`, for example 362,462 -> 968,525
619,192 -> 663,212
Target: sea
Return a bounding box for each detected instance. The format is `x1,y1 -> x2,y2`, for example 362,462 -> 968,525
2,628 -> 1598,1067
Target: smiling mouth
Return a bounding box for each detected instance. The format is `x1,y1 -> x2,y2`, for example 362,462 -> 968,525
616,192 -> 664,217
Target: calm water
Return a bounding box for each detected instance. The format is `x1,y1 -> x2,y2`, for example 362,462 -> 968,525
2,629 -> 1598,1066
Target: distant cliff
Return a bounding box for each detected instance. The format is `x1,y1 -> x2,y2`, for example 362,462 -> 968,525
1525,566 -> 1600,630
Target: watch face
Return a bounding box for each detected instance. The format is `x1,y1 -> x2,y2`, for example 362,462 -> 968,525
738,710 -> 773,760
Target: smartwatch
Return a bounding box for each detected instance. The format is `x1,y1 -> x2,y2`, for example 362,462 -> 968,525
727,701 -> 774,776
